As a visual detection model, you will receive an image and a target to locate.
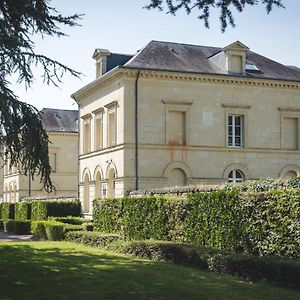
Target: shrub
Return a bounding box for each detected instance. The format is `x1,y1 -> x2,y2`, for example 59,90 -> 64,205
0,219 -> 4,231
93,189 -> 300,258
83,223 -> 94,231
12,221 -> 31,235
45,222 -> 65,241
63,224 -> 84,233
4,219 -> 14,232
105,240 -> 300,290
66,231 -> 121,248
15,202 -> 31,221
0,203 -> 15,220
32,221 -> 48,240
31,200 -> 81,221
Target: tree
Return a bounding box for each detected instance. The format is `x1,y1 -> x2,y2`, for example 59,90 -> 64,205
0,0 -> 81,192
145,0 -> 285,32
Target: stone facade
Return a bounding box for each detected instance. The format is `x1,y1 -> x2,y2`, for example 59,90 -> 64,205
2,108 -> 79,202
72,40 -> 300,214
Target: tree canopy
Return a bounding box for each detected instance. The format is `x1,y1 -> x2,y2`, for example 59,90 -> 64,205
145,0 -> 285,32
0,0 -> 81,191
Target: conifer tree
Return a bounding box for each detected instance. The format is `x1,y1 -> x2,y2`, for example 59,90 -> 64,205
0,0 -> 81,191
145,0 -> 284,32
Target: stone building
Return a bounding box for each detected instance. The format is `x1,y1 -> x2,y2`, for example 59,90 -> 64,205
3,108 -> 78,202
72,40 -> 300,214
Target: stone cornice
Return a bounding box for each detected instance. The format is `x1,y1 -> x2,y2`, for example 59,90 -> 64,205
277,106 -> 300,112
72,67 -> 300,102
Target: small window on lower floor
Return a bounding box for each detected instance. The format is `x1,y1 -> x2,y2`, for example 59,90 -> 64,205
228,169 -> 245,183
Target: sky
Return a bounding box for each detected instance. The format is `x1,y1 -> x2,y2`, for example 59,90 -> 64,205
12,0 -> 300,111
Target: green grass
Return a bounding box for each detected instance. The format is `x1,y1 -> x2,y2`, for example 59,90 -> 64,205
0,242 -> 299,300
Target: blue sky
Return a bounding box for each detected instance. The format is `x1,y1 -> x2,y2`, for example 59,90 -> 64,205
13,0 -> 300,110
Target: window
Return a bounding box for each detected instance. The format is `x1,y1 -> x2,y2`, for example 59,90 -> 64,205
81,115 -> 91,154
105,101 -> 118,148
228,115 -> 244,147
93,108 -> 104,150
108,111 -> 116,147
228,169 -> 244,183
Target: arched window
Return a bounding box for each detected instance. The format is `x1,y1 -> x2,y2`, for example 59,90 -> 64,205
228,169 -> 244,183
95,172 -> 102,198
83,173 -> 90,213
167,168 -> 187,187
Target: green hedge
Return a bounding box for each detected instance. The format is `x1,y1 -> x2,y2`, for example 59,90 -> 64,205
0,219 -> 4,231
31,200 -> 81,221
32,221 -> 83,241
0,203 -> 15,220
15,202 -> 31,221
3,220 -> 31,234
66,231 -> 300,290
66,231 -> 121,248
32,221 -> 64,240
93,189 -> 300,258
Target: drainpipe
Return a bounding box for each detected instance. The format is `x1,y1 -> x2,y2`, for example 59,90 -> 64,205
134,70 -> 140,191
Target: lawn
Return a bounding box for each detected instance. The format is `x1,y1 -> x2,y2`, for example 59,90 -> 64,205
0,242 -> 299,300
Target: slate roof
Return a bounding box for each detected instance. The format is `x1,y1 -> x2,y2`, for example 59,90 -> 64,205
40,108 -> 78,133
123,40 -> 300,82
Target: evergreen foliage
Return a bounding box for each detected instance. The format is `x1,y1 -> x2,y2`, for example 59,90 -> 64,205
0,0 -> 81,191
0,202 -> 15,220
31,200 -> 81,221
93,189 -> 300,257
15,202 -> 31,221
145,0 -> 284,32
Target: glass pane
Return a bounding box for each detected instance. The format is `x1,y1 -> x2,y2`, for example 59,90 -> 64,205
228,126 -> 233,135
228,136 -> 233,146
235,116 -> 241,125
235,137 -> 241,146
228,116 -> 232,125
235,170 -> 242,179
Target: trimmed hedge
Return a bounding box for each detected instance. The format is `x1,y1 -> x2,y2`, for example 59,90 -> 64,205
31,200 -> 81,221
0,203 -> 15,220
108,240 -> 300,290
93,189 -> 300,257
65,231 -> 300,290
32,221 -> 64,240
65,231 -> 121,248
32,221 -> 84,241
15,202 -> 31,221
3,220 -> 31,234
0,219 -> 4,231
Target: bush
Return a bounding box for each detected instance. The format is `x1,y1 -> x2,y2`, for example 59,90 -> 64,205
15,202 -> 31,221
66,231 -> 121,248
31,221 -> 48,240
93,189 -> 300,258
105,240 -> 300,290
0,219 -> 4,231
0,203 -> 15,220
12,221 -> 31,235
45,222 -> 65,241
31,200 -> 81,221
83,223 -> 94,231
4,219 -> 14,232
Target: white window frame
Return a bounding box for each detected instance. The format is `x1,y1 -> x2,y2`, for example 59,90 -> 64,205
228,115 -> 244,147
228,169 -> 244,183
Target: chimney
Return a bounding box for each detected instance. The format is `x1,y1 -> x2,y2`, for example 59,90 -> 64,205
92,48 -> 111,78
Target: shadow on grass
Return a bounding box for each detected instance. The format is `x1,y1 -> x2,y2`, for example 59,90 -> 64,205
0,242 -> 298,300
